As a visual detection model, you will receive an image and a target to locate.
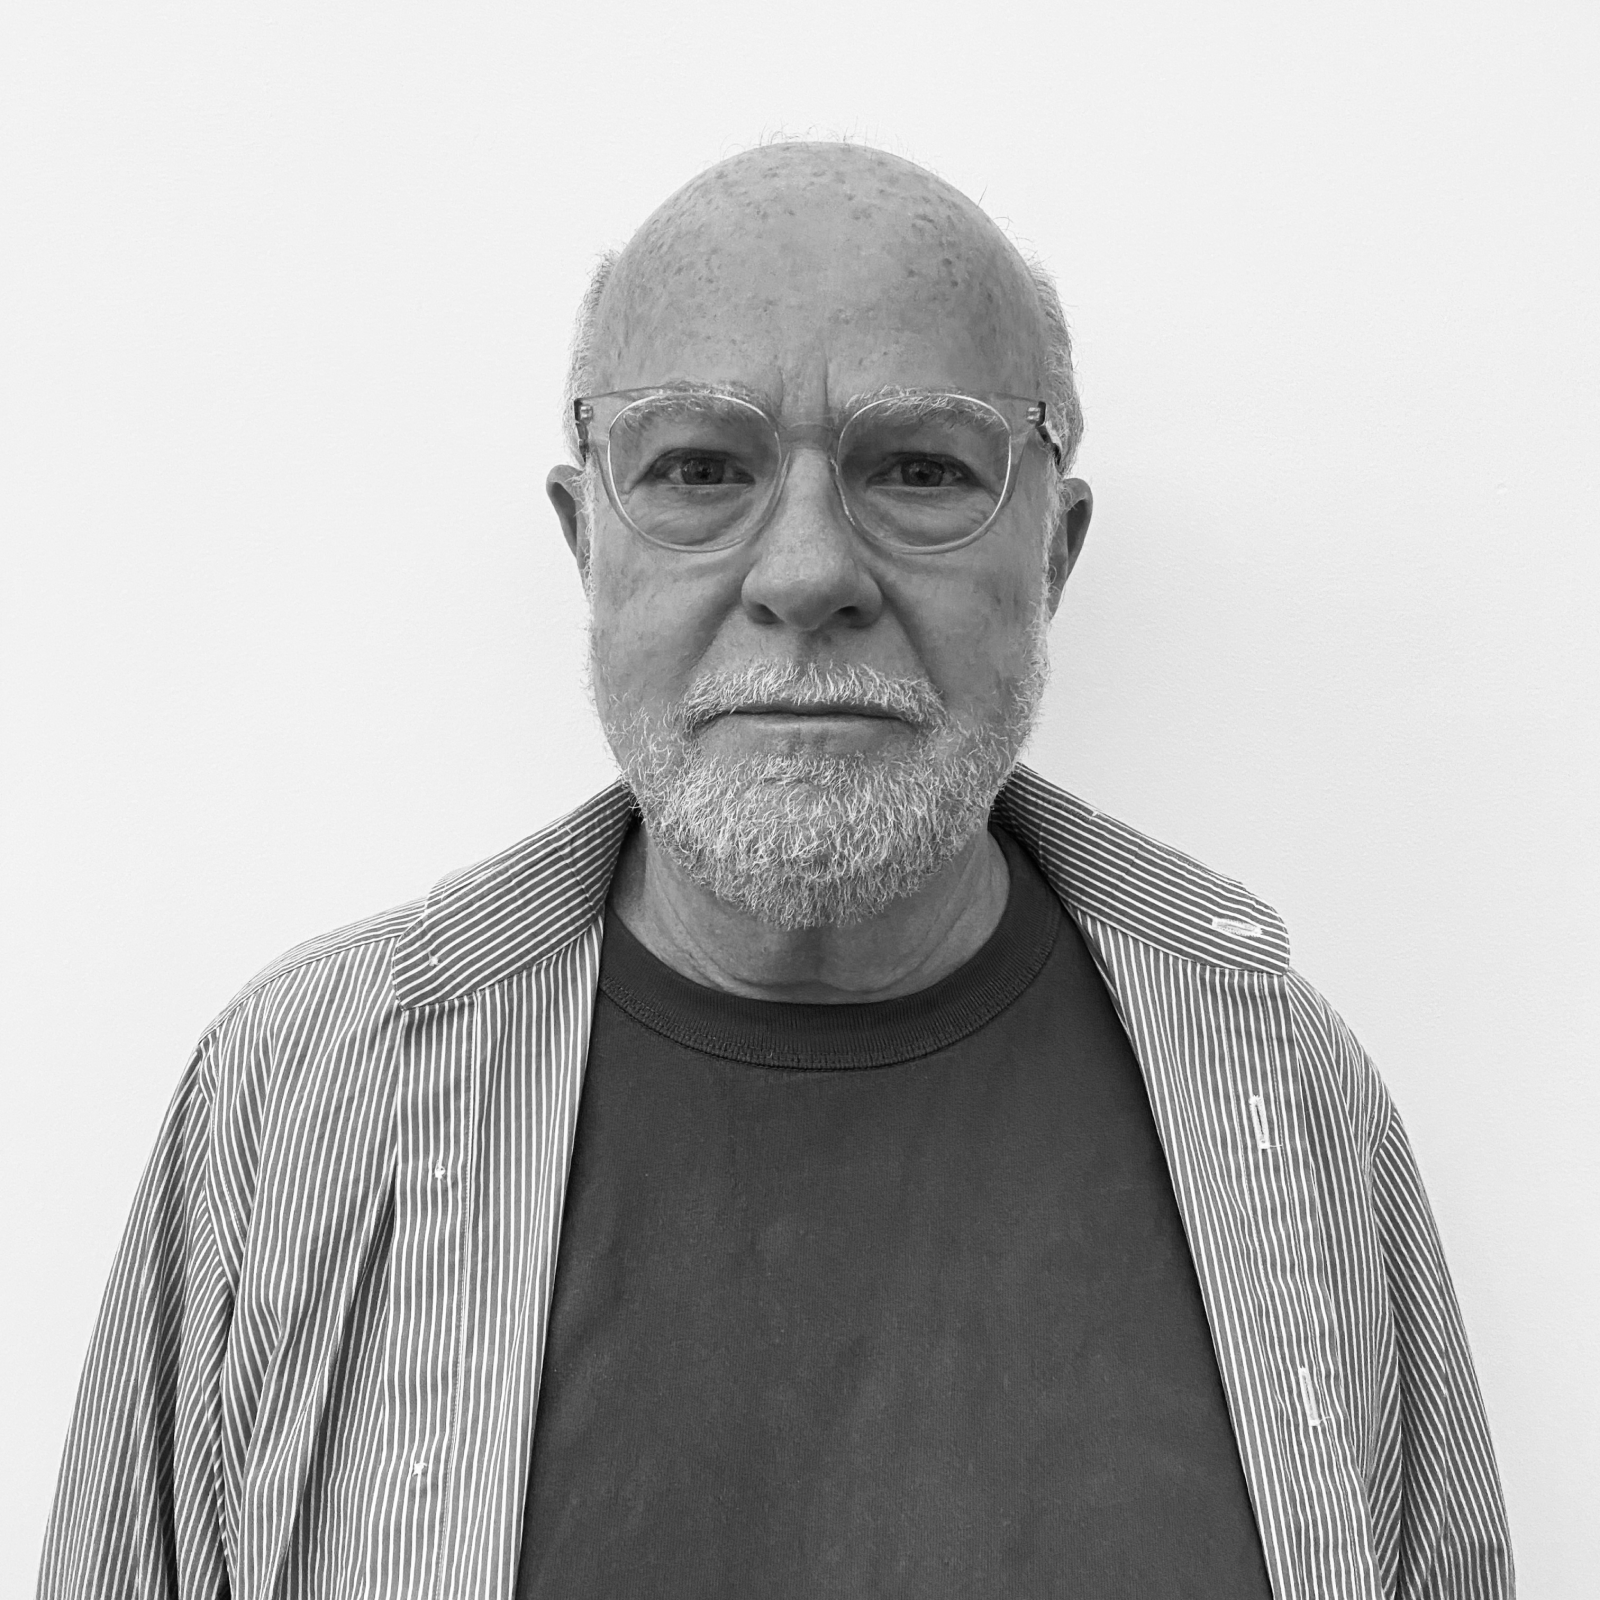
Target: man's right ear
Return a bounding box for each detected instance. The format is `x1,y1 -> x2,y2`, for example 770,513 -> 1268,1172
546,465 -> 590,575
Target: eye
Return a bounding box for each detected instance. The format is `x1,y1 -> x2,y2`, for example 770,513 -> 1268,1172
877,455 -> 974,490
649,451 -> 756,488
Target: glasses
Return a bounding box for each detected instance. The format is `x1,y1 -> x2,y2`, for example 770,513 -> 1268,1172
573,387 -> 1063,555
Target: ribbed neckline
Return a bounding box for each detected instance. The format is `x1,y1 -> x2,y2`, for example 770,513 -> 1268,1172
597,826 -> 1062,1070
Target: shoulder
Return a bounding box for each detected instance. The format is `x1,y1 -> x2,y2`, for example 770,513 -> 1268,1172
1000,766 -> 1392,1158
177,785 -> 631,1223
1281,968 -> 1395,1169
208,898 -> 423,1028
200,779 -> 636,1051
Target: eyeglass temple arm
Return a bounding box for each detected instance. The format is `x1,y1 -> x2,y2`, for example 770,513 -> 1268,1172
1028,401 -> 1065,469
573,400 -> 595,462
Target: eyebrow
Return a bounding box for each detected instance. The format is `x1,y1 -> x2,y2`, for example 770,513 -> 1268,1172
643,380 -> 1000,427
646,378 -> 775,409
839,387 -> 999,425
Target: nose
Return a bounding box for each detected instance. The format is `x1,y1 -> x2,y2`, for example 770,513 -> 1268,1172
739,446 -> 884,633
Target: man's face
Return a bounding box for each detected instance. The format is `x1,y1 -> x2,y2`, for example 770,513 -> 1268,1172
552,150 -> 1089,927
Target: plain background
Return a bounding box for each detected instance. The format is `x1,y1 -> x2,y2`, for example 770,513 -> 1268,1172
3,1 -> 1596,1592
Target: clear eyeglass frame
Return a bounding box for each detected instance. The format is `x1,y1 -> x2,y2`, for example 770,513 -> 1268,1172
572,386 -> 1064,556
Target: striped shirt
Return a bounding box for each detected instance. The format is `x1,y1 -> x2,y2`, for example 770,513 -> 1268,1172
39,765 -> 1513,1599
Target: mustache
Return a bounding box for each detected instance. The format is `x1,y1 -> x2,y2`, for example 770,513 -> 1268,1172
675,662 -> 947,734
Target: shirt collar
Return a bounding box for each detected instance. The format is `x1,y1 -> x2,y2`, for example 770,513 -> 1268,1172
391,765 -> 1288,1010
992,765 -> 1289,973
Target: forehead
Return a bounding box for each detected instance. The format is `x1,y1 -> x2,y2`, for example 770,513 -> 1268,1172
591,158 -> 1046,412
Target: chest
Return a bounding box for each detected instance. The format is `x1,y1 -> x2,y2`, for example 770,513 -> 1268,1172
517,975 -> 1275,1597
213,928 -> 1390,1600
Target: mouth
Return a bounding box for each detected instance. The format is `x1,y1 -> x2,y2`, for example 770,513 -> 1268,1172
729,702 -> 901,720
685,701 -> 916,740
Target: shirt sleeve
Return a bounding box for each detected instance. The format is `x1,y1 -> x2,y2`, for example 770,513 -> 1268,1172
37,1044 -> 231,1599
1369,1095 -> 1515,1599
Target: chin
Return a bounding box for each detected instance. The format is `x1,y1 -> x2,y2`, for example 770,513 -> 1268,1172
629,737 -> 1007,931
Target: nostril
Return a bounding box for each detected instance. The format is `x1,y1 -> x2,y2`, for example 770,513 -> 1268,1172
738,515 -> 884,632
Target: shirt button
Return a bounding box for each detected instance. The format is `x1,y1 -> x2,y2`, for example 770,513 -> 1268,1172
411,1459 -> 427,1477
432,1162 -> 448,1180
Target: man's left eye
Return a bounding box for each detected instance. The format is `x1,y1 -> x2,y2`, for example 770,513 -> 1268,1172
884,456 -> 970,489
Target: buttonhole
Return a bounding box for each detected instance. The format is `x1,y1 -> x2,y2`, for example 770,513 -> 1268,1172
1248,1094 -> 1273,1152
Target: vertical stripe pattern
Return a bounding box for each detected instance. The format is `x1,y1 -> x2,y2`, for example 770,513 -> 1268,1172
39,767 -> 1513,1598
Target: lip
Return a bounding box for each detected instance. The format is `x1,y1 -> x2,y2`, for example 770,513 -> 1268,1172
729,703 -> 899,719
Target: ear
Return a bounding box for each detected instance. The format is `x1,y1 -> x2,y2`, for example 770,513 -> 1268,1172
547,464 -> 591,575
1045,478 -> 1093,616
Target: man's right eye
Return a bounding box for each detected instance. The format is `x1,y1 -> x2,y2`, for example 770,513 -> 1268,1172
649,452 -> 754,487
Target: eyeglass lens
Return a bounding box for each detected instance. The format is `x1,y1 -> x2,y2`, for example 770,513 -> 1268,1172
602,393 -> 1016,551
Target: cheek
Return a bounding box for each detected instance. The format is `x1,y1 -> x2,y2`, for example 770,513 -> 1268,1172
587,529 -> 735,707
902,553 -> 1044,713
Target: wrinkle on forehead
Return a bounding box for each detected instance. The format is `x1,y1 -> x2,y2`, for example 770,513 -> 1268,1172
589,143 -> 1050,403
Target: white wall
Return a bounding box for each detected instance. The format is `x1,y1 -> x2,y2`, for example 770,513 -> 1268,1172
4,2 -> 1595,1591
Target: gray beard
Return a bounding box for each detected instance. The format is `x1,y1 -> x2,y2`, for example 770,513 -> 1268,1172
592,628 -> 1050,931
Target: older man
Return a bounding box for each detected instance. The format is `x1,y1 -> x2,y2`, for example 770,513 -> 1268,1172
42,144 -> 1511,1599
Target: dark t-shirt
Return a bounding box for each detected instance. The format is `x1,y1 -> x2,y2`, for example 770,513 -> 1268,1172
517,828 -> 1272,1598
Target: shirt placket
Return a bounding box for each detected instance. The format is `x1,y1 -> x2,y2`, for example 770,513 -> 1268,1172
1226,970 -> 1382,1597
1087,932 -> 1383,1600
368,993 -> 480,1595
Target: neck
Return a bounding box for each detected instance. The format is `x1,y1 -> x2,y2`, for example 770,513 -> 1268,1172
607,822 -> 1010,1003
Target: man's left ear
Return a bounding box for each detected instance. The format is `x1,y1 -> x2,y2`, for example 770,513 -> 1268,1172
1046,478 -> 1093,615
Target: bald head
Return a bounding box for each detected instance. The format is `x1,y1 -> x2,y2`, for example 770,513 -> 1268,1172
564,143 -> 1082,470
